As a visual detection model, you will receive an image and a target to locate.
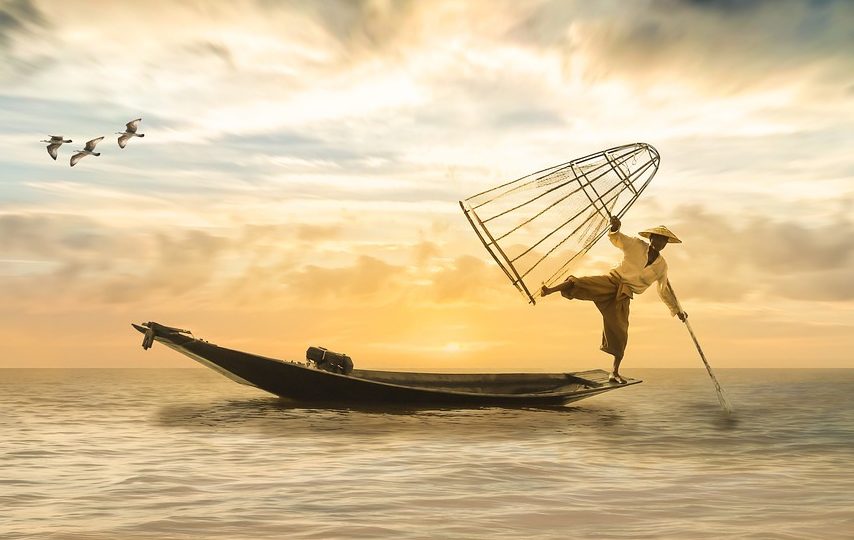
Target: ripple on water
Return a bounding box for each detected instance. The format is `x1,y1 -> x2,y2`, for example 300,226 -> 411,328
1,368 -> 852,539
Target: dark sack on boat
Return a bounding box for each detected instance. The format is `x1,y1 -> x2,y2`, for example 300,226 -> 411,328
306,346 -> 354,375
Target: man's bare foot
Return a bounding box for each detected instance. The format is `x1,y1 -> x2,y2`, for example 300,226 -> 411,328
541,284 -> 552,297
608,373 -> 627,384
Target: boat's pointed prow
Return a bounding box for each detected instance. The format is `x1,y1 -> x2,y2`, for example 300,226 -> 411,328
132,321 -> 195,350
131,323 -> 147,334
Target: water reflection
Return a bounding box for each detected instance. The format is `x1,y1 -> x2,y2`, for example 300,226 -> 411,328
155,397 -> 628,440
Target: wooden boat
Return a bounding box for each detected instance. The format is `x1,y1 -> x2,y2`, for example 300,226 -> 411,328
133,322 -> 641,407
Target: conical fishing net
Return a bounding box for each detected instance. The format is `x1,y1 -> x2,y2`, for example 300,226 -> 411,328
460,143 -> 660,304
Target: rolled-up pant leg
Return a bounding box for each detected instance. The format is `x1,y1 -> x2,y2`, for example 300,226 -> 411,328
561,275 -> 631,358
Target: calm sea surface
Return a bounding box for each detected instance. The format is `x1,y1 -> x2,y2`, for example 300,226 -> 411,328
1,368 -> 852,539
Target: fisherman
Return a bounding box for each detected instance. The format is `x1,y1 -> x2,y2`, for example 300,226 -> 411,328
540,216 -> 687,384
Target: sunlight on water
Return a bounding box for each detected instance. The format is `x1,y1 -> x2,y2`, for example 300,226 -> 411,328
1,369 -> 852,539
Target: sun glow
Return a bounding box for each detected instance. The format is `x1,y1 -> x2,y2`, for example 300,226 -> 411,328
443,342 -> 462,353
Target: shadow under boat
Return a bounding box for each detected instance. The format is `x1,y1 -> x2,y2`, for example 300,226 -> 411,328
133,322 -> 641,407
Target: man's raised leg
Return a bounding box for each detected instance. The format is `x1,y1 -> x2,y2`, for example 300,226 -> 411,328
541,278 -> 574,297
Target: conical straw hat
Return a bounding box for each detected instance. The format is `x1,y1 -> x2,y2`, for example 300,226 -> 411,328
638,225 -> 681,243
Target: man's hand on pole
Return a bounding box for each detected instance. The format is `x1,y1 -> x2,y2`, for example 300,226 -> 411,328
677,311 -> 688,322
610,216 -> 621,232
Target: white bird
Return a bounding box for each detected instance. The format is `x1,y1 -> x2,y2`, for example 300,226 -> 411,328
70,137 -> 104,167
40,135 -> 72,160
117,118 -> 145,148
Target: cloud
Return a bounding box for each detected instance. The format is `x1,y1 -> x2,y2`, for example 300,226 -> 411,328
0,0 -> 54,79
663,205 -> 854,302
183,40 -> 237,71
412,240 -> 440,266
260,0 -> 419,57
0,214 -> 263,306
4,0 -> 847,179
671,0 -> 767,12
95,230 -> 231,304
287,255 -> 404,300
580,0 -> 853,91
500,0 -> 854,115
0,0 -> 47,48
673,205 -> 853,271
428,254 -> 507,302
10,203 -> 847,312
0,213 -> 122,261
0,209 -> 508,310
295,223 -> 343,242
777,267 -> 854,302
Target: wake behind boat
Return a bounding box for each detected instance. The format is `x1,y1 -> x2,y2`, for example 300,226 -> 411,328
133,322 -> 641,407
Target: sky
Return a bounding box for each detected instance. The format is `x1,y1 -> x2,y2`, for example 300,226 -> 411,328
1,0 -> 852,369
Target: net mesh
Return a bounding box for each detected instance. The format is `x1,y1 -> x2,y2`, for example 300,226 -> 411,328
460,143 -> 660,304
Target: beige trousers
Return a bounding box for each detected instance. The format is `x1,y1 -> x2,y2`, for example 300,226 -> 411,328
561,273 -> 632,358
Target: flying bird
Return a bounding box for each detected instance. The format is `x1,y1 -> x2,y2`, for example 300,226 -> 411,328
117,118 -> 145,148
70,137 -> 104,167
41,135 -> 72,160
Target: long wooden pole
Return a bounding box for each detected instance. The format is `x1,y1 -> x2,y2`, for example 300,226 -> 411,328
683,319 -> 733,414
667,282 -> 733,414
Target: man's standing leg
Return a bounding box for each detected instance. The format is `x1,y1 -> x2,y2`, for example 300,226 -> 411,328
612,355 -> 623,383
595,289 -> 631,383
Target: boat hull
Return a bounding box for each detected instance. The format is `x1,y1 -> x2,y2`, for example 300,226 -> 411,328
133,322 -> 640,407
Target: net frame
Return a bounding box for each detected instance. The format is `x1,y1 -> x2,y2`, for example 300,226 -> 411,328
460,142 -> 660,305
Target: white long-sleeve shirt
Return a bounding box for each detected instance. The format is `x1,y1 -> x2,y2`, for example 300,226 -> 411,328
608,230 -> 682,316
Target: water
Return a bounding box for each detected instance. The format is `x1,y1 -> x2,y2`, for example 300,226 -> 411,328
2,368 -> 852,539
